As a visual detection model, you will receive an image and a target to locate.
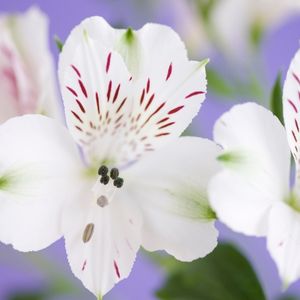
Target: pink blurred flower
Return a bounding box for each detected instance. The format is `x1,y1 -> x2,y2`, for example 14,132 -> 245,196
0,7 -> 60,123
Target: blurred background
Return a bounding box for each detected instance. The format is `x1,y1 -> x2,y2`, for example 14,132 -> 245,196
0,0 -> 300,299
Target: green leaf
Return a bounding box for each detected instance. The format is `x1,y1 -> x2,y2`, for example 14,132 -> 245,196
206,68 -> 234,97
54,35 -> 64,52
156,243 -> 266,300
270,73 -> 284,124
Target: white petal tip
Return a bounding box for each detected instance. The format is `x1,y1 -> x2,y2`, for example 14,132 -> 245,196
199,58 -> 209,68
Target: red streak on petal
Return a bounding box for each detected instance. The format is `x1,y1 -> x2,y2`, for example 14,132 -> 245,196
107,80 -> 112,102
106,52 -> 112,73
185,91 -> 205,99
114,260 -> 121,279
293,72 -> 300,85
78,80 -> 88,98
155,132 -> 170,137
295,146 -> 299,152
129,76 -> 133,81
75,125 -> 83,132
288,99 -> 298,113
89,121 -> 95,129
146,78 -> 150,93
292,130 -> 298,142
106,111 -> 109,120
142,102 -> 166,128
136,113 -> 141,122
166,63 -> 172,81
76,100 -> 86,113
140,89 -> 145,105
113,84 -> 121,103
158,122 -> 175,129
145,93 -> 155,111
115,114 -> 123,124
116,97 -> 127,113
168,105 -> 184,114
66,86 -> 78,97
71,64 -> 81,78
115,122 -> 122,129
95,92 -> 100,114
82,260 -> 87,271
141,136 -> 147,141
295,119 -> 299,132
71,110 -> 84,123
156,117 -> 169,124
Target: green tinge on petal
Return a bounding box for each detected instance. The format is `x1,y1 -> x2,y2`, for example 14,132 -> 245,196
97,294 -> 103,300
0,165 -> 44,196
0,175 -> 11,190
217,151 -> 247,166
124,27 -> 134,44
285,191 -> 300,213
115,28 -> 142,77
167,186 -> 216,221
199,58 -> 209,69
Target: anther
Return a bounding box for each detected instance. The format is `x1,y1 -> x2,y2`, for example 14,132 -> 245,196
114,177 -> 124,188
98,165 -> 108,176
110,168 -> 119,180
100,175 -> 110,185
97,195 -> 108,207
82,223 -> 94,243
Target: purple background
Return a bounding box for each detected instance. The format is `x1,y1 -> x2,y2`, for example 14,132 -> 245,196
0,0 -> 300,299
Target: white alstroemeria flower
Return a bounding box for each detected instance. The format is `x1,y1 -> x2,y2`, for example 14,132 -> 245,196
0,7 -> 60,123
209,49 -> 300,287
210,0 -> 300,61
0,17 -> 220,298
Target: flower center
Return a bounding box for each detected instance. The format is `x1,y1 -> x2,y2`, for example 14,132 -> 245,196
93,165 -> 124,208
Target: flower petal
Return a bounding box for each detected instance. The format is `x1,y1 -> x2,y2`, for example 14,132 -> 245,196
124,23 -> 208,162
0,115 -> 83,251
62,188 -> 142,297
210,103 -> 290,236
59,29 -> 133,165
267,201 -> 300,287
124,137 -> 220,261
283,48 -> 300,188
0,7 -> 60,120
60,17 -> 207,167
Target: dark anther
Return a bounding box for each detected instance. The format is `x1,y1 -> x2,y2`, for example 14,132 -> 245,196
110,168 -> 119,180
114,177 -> 124,188
100,175 -> 110,185
98,165 -> 108,176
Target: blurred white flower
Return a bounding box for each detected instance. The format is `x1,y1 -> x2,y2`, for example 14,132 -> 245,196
0,7 -> 60,123
157,0 -> 300,62
209,49 -> 300,287
210,0 -> 300,60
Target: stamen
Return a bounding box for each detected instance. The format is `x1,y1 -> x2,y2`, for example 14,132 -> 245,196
82,223 -> 94,243
97,195 -> 108,207
110,168 -> 119,180
100,175 -> 110,185
98,165 -> 108,176
114,177 -> 124,188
